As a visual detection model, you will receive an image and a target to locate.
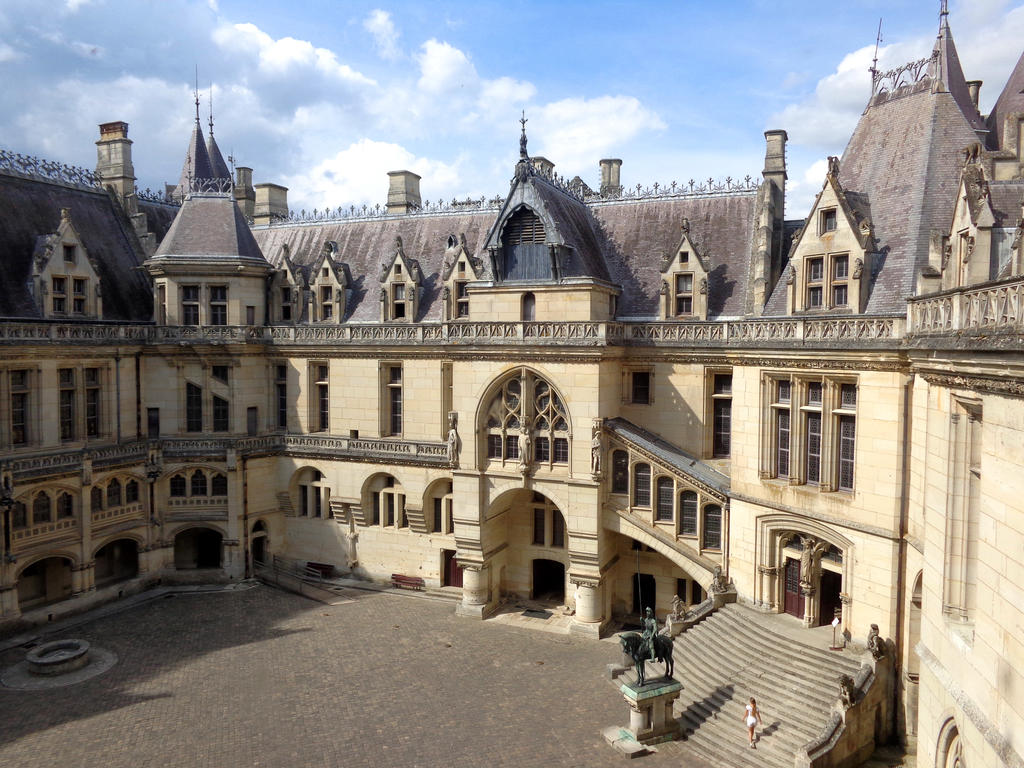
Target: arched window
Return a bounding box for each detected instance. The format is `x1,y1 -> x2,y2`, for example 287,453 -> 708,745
191,471 -> 208,497
12,501 -> 27,528
125,480 -> 139,504
57,493 -> 74,519
211,474 -> 228,496
483,371 -> 569,469
702,504 -> 722,549
33,492 -> 51,524
521,292 -> 536,321
679,491 -> 698,536
502,207 -> 547,281
655,477 -> 673,521
107,479 -> 122,508
369,475 -> 404,527
633,463 -> 651,507
91,485 -> 104,510
169,475 -> 186,497
611,450 -> 629,494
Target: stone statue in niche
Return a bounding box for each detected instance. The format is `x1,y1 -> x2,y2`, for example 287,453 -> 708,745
853,258 -> 864,279
446,412 -> 460,468
660,280 -> 669,296
518,427 -> 532,474
590,423 -> 603,475
345,511 -> 359,569
380,287 -> 387,303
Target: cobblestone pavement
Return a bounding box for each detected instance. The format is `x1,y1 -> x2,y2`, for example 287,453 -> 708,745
0,585 -> 720,768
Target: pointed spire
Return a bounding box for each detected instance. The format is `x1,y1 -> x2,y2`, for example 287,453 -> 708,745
174,72 -> 216,198
986,48 -> 1024,150
193,65 -> 201,126
519,110 -> 529,160
939,0 -> 949,32
930,11 -> 985,128
208,88 -> 214,137
205,83 -> 231,182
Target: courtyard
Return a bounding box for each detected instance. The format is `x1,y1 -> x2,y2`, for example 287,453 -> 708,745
0,584 -> 717,767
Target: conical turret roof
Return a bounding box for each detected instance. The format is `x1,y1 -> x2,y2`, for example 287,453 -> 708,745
986,49 -> 1024,150
174,119 -> 215,198
207,131 -> 232,181
931,16 -> 985,130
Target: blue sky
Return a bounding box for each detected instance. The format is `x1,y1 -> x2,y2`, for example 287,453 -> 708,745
1,0 -> 1022,216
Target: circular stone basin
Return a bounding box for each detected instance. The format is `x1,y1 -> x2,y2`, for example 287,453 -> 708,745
26,639 -> 91,676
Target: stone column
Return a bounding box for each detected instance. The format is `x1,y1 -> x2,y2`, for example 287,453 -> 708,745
456,563 -> 488,619
570,576 -> 604,638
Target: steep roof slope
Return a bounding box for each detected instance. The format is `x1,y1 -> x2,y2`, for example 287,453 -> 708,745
0,174 -> 153,320
986,49 -> 1024,151
153,193 -> 268,267
251,210 -> 496,322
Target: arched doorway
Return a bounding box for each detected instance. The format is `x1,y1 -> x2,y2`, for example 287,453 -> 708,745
174,527 -> 223,569
17,557 -> 72,611
252,521 -> 268,565
777,532 -> 845,627
94,539 -> 139,587
532,559 -> 565,601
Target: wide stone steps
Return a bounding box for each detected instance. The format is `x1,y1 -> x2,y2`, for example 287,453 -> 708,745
668,604 -> 862,768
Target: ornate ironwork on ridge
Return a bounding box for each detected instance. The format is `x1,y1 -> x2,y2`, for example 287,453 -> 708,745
871,50 -> 938,96
187,177 -> 234,196
135,186 -> 180,206
0,148 -> 101,190
266,175 -> 760,228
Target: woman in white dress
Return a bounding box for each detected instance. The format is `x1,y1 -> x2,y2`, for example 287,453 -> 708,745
744,697 -> 763,748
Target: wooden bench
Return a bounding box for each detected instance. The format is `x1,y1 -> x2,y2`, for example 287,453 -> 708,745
391,573 -> 425,591
305,561 -> 334,579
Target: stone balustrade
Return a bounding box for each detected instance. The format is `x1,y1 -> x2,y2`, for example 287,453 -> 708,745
10,517 -> 77,545
908,277 -> 1024,335
92,502 -> 145,526
0,316 -> 908,349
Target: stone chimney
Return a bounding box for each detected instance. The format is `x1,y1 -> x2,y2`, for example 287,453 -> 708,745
532,156 -> 555,176
253,183 -> 289,225
234,166 -> 256,220
966,80 -> 982,110
387,170 -> 422,214
599,158 -> 622,196
95,121 -> 136,201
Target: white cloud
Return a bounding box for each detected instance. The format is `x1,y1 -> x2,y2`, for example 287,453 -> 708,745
531,96 -> 665,175
282,138 -> 462,210
0,42 -> 18,62
364,9 -> 400,61
64,0 -> 93,12
417,39 -> 478,94
213,23 -> 375,85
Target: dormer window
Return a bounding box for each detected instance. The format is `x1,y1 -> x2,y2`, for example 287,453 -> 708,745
63,244 -> 76,263
674,273 -> 693,316
832,255 -> 849,307
458,261 -> 465,275
820,208 -> 837,234
52,277 -> 67,314
73,279 -> 87,314
394,264 -> 402,277
281,287 -> 292,321
455,281 -> 469,317
320,286 -> 333,319
322,267 -> 329,278
679,251 -> 689,264
806,258 -> 824,309
392,283 -> 406,319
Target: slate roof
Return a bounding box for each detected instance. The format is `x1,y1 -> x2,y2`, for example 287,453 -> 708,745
0,174 -> 153,320
206,132 -> 232,181
933,20 -> 986,131
174,121 -> 215,195
522,175 -> 612,282
151,193 -> 269,267
605,417 -> 730,496
986,49 -> 1024,151
252,211 -> 496,322
593,192 -> 758,319
988,181 -> 1024,227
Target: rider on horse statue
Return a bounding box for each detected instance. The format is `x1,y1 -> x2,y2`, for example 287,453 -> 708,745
640,607 -> 659,661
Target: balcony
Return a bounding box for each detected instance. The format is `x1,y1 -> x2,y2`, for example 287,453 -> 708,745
908,276 -> 1024,338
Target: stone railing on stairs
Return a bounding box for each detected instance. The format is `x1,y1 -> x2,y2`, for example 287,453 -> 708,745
796,631 -> 895,768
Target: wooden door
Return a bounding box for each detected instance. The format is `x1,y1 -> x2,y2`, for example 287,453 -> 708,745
443,549 -> 462,588
784,557 -> 804,618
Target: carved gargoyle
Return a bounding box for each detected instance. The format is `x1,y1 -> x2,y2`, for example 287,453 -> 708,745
867,623 -> 885,660
827,156 -> 840,179
838,674 -> 857,709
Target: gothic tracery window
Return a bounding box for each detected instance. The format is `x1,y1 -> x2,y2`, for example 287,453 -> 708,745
484,371 -> 569,469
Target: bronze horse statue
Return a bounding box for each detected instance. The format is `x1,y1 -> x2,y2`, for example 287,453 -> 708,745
620,632 -> 674,686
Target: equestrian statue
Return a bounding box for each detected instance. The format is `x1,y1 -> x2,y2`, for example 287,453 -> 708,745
619,607 -> 674,686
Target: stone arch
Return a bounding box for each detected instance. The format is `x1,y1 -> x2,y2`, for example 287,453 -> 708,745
16,554 -> 74,611
93,537 -> 140,587
423,477 -> 454,535
92,531 -> 145,557
486,482 -> 571,528
475,366 -> 573,471
604,510 -> 717,590
361,471 -> 406,528
251,519 -> 270,565
16,550 -> 79,577
290,465 -> 330,518
756,514 -> 854,629
172,525 -> 224,569
935,717 -> 963,768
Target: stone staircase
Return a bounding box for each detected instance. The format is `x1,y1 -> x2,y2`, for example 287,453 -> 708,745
671,603 -> 863,768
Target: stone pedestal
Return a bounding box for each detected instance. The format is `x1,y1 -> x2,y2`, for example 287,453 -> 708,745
619,678 -> 682,745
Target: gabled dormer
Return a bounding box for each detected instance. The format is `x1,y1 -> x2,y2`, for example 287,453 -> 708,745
659,218 -> 710,320
785,158 -> 872,314
379,236 -> 422,322
32,208 -> 103,319
269,245 -> 304,324
441,233 -> 484,320
308,241 -> 350,323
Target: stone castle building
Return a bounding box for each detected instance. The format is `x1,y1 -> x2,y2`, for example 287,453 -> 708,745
1,11 -> 1022,768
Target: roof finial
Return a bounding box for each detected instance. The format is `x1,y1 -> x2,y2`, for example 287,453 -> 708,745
870,18 -> 882,76
193,65 -> 200,125
519,110 -> 528,160
208,87 -> 215,137
939,0 -> 949,31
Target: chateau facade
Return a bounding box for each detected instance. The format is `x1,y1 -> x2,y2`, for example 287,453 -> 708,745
1,13 -> 1023,768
